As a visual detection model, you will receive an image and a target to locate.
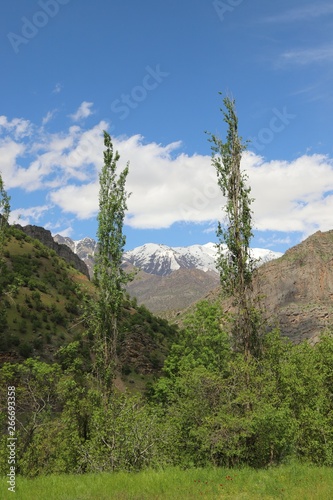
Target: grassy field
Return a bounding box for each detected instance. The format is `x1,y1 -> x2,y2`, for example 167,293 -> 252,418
1,463 -> 333,499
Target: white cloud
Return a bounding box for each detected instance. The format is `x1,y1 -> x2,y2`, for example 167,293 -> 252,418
0,116 -> 33,139
0,119 -> 106,191
69,102 -> 94,122
48,134 -> 333,239
0,138 -> 26,187
279,44 -> 333,66
42,110 -> 57,126
53,226 -> 73,237
50,183 -> 99,219
9,205 -> 51,226
1,113 -> 333,240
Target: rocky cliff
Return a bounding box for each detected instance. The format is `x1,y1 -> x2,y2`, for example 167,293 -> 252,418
15,224 -> 90,279
53,235 -> 97,277
253,230 -> 333,343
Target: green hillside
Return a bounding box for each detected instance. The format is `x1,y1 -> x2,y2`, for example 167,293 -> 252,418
0,225 -> 178,388
0,226 -> 91,361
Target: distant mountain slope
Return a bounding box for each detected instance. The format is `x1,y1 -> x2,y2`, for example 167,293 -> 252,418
54,234 -> 97,277
54,236 -> 282,314
53,236 -> 282,277
124,264 -> 220,315
253,230 -> 333,343
180,230 -> 333,344
123,242 -> 282,276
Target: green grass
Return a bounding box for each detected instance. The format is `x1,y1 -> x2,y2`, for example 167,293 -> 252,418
1,463 -> 333,499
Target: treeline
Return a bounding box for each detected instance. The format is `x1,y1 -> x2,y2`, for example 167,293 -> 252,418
1,300 -> 333,475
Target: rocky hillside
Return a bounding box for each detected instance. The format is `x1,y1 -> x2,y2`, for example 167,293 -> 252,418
53,234 -> 97,277
253,230 -> 333,343
17,224 -> 90,278
124,264 -> 220,315
188,230 -> 333,344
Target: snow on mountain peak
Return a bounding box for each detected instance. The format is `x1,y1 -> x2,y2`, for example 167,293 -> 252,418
123,242 -> 283,276
54,235 -> 283,278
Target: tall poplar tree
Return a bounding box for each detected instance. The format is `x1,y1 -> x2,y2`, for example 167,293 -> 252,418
92,132 -> 131,387
208,95 -> 261,358
0,172 -> 11,261
0,173 -> 11,333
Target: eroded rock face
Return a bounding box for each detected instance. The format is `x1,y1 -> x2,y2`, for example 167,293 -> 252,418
53,235 -> 98,278
253,230 -> 333,342
15,224 -> 90,279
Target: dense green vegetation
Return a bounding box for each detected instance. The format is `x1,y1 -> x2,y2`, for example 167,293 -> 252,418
1,301 -> 333,477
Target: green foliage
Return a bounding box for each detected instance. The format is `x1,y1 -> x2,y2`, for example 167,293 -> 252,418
208,96 -> 254,296
0,173 -> 11,336
90,131 -> 132,387
1,332 -> 333,476
208,95 -> 261,357
158,300 -> 230,381
0,172 -> 10,261
0,228 -> 91,360
82,392 -> 162,472
152,319 -> 333,469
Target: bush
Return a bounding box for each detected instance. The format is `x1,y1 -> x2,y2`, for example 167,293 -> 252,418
19,342 -> 33,358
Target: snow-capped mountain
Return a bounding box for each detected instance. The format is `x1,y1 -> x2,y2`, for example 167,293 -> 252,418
123,242 -> 283,276
54,234 -> 282,278
123,243 -> 217,276
54,235 -> 98,276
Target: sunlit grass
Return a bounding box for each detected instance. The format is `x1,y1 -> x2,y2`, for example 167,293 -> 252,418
1,462 -> 333,499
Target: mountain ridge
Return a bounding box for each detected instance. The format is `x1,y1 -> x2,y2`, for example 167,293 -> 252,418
53,234 -> 282,316
53,235 -> 283,277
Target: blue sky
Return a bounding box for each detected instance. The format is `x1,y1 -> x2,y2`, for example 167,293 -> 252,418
1,0 -> 333,252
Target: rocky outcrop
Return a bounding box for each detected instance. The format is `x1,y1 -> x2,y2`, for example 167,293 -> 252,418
15,224 -> 90,279
54,235 -> 97,278
180,230 -> 333,343
252,230 -> 333,342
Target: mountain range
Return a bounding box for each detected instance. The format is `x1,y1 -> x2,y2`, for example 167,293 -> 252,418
54,231 -> 333,343
13,226 -> 333,344
53,235 -> 282,277
53,235 -> 282,314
